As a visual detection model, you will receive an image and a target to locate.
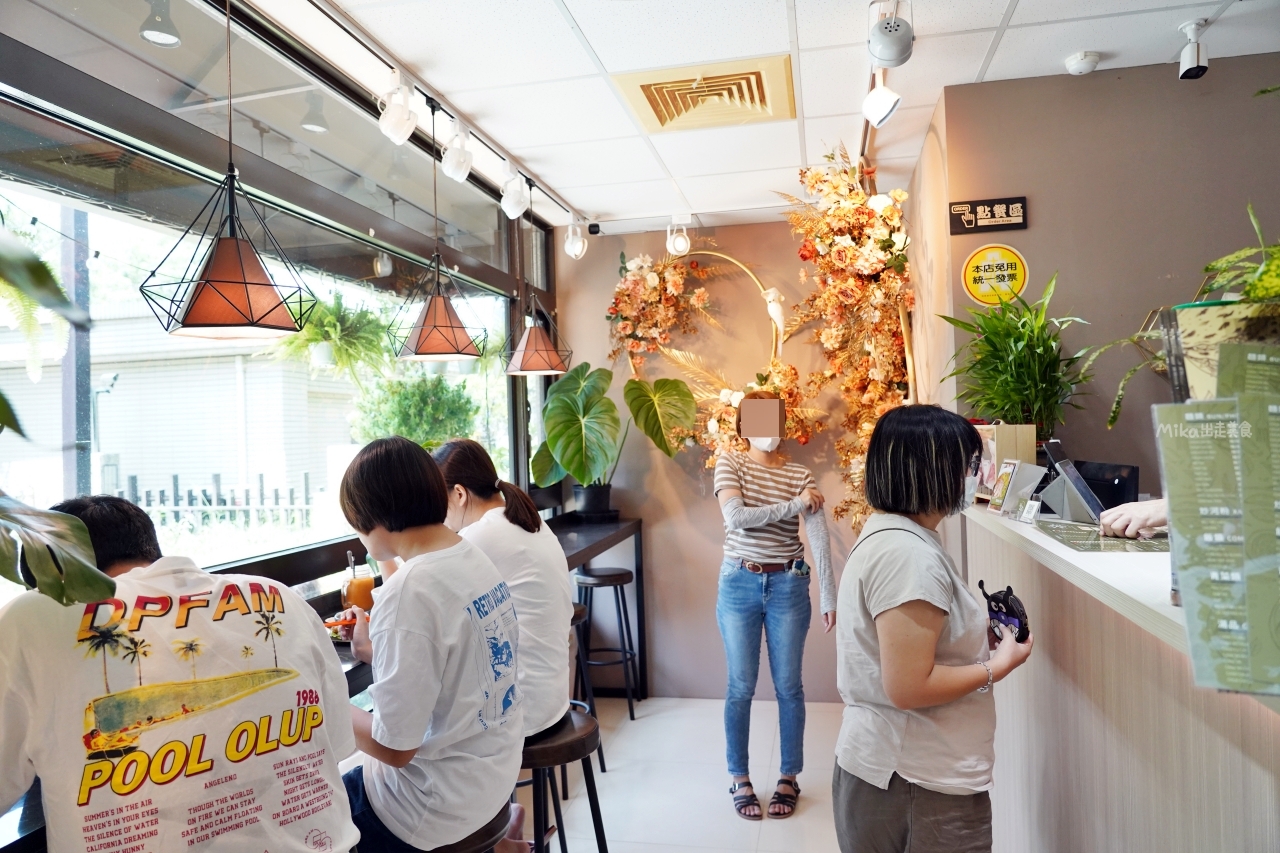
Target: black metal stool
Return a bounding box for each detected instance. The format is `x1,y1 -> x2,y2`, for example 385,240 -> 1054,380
524,710 -> 609,853
575,567 -> 639,720
425,802 -> 510,853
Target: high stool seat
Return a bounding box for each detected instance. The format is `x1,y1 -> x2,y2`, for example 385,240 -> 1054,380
574,568 -> 640,720
425,803 -> 510,853
523,710 -> 609,853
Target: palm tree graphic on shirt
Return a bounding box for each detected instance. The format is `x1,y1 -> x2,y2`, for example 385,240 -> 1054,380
254,612 -> 284,667
241,645 -> 255,659
172,638 -> 205,680
79,625 -> 126,692
121,635 -> 152,687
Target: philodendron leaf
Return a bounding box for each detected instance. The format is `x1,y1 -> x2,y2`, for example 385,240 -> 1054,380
0,492 -> 111,605
531,440 -> 567,488
0,391 -> 24,438
623,377 -> 696,458
546,362 -> 611,409
545,390 -> 621,486
0,530 -> 18,588
0,230 -> 89,327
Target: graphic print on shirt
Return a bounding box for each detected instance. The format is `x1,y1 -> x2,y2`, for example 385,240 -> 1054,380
465,581 -> 521,729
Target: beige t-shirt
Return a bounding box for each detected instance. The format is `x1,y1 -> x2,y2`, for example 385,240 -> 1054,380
835,512 -> 995,795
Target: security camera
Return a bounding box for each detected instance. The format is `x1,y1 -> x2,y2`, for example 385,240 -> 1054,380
1179,20 -> 1208,79
1065,51 -> 1099,76
587,223 -> 601,235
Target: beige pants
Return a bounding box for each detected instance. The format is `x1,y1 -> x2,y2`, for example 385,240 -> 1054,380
832,766 -> 991,853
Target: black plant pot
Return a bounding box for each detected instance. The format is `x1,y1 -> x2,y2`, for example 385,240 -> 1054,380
573,483 -> 612,514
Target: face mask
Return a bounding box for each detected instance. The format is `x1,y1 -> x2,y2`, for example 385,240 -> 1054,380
952,475 -> 978,516
748,437 -> 781,453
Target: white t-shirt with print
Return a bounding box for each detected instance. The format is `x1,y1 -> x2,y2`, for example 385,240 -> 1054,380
0,557 -> 359,853
362,539 -> 524,849
462,508 -> 573,736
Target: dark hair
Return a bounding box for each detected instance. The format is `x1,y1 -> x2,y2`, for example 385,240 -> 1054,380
865,405 -> 981,516
340,436 -> 449,533
49,495 -> 162,571
734,389 -> 781,437
433,438 -> 542,534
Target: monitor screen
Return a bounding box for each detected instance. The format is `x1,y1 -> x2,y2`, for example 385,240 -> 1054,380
1054,459 -> 1108,522
1075,462 -> 1139,510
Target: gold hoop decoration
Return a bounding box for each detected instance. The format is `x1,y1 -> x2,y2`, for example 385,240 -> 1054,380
684,250 -> 779,362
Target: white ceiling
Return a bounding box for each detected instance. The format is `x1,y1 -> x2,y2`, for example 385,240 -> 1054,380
263,0 -> 1280,232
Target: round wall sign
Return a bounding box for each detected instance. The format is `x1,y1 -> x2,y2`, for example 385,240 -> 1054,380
962,244 -> 1029,305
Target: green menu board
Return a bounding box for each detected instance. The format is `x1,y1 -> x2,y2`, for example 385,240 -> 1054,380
1237,394 -> 1280,683
1216,342 -> 1280,397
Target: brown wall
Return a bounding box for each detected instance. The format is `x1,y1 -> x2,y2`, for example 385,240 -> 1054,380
943,52 -> 1280,494
557,221 -> 863,702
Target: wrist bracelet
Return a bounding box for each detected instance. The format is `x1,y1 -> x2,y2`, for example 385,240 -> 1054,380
977,661 -> 993,693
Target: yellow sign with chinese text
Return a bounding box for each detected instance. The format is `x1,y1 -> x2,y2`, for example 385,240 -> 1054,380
962,244 -> 1029,305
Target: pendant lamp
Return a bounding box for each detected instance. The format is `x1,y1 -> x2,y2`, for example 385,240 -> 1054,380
505,207 -> 570,376
386,103 -> 486,362
139,0 -> 314,338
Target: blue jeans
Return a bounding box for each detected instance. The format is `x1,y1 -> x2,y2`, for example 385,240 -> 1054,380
343,765 -> 423,852
716,557 -> 811,777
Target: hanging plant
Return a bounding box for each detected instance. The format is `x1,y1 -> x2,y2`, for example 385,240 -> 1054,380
267,291 -> 387,390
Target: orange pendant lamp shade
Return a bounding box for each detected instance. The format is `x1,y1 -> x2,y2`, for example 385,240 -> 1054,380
172,237 -> 301,338
398,292 -> 482,360
507,324 -> 568,375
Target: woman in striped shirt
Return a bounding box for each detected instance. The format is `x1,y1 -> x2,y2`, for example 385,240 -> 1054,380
714,390 -> 835,820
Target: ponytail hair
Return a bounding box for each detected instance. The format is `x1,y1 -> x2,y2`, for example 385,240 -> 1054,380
432,438 -> 543,534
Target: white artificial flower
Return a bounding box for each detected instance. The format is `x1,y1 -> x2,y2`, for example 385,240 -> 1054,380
730,391 -> 745,408
719,388 -> 733,404
637,254 -> 653,267
707,418 -> 720,435
833,234 -> 856,248
625,257 -> 643,272
867,194 -> 894,215
891,231 -> 906,251
646,271 -> 660,287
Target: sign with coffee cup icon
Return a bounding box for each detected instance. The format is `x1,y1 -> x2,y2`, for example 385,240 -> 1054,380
949,196 -> 1027,235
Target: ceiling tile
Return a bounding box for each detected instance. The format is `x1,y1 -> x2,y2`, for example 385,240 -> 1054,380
805,104 -> 934,163
799,46 -> 871,117
563,0 -> 791,73
559,179 -> 689,219
1207,0 -> 1280,59
1011,0 -> 1212,27
448,77 -> 639,148
678,167 -> 803,212
343,0 -> 597,92
803,114 -> 864,162
650,121 -> 802,178
987,4 -> 1220,81
515,137 -> 668,188
884,31 -> 995,107
795,0 -> 1007,50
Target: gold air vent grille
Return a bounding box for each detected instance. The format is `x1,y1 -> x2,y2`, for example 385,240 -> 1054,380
614,55 -> 795,133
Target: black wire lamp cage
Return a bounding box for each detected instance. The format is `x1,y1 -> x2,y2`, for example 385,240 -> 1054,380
387,254 -> 488,361
139,166 -> 317,338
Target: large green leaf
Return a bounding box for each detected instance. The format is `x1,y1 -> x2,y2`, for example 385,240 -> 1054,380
545,390 -> 621,486
0,391 -> 23,437
547,362 -> 611,409
531,440 -> 567,487
623,377 -> 696,457
0,492 -> 112,605
0,230 -> 89,327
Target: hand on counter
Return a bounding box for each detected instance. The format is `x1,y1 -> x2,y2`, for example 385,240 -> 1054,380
1099,499 -> 1167,539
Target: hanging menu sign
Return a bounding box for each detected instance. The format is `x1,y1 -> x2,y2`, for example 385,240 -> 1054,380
949,196 -> 1028,235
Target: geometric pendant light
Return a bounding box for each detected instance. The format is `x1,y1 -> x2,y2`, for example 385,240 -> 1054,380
506,291 -> 570,375
139,0 -> 315,339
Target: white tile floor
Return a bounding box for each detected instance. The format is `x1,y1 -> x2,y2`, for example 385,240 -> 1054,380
518,697 -> 845,853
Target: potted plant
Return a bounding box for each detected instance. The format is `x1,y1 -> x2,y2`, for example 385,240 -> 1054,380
531,362 -> 696,512
267,291 -> 387,390
942,274 -> 1093,442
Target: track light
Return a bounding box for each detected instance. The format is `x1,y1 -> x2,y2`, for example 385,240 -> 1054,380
378,71 -> 418,146
373,252 -> 393,278
868,0 -> 913,68
862,72 -> 901,128
500,169 -> 530,220
441,125 -> 473,183
139,0 -> 181,48
666,214 -> 691,256
300,91 -> 329,133
564,222 -> 587,260
1179,19 -> 1208,80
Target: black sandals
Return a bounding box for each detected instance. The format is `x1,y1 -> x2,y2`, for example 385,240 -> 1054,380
730,780 -> 762,821
768,777 -> 800,818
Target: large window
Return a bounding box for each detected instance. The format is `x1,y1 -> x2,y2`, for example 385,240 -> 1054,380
0,96 -> 512,604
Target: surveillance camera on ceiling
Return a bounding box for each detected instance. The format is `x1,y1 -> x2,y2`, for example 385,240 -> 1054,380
1065,51 -> 1100,76
867,0 -> 914,68
1179,19 -> 1208,80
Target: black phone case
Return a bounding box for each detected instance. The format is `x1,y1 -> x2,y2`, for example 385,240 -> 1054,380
979,580 -> 1031,643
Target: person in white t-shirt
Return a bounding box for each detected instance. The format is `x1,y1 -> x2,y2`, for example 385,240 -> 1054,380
834,406 -> 1034,853
433,438 -> 574,737
0,495 -> 360,853
334,436 -> 527,852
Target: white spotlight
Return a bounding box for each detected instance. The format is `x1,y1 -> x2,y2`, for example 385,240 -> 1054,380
441,126 -> 474,183
300,91 -> 329,133
378,71 -> 418,146
564,222 -> 588,260
868,0 -> 913,68
1065,51 -> 1100,75
666,214 -> 692,256
862,79 -> 901,128
1179,19 -> 1208,80
501,169 -> 530,220
373,252 -> 394,278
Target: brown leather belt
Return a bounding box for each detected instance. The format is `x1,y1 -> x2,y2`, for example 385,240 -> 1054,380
740,559 -> 797,574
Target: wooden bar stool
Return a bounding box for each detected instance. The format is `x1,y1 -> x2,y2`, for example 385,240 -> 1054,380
574,567 -> 639,720
425,802 -> 510,853
570,602 -> 606,773
524,709 -> 609,853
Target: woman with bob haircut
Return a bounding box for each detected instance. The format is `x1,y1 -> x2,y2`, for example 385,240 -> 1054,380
433,438 -> 573,738
335,436 -> 528,852
832,405 -> 1033,853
